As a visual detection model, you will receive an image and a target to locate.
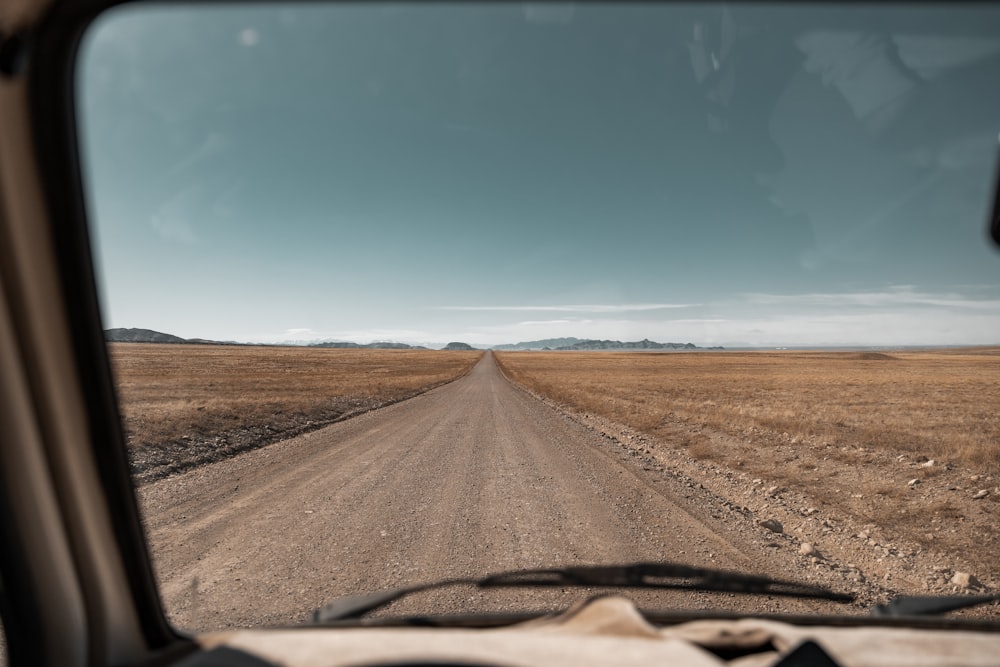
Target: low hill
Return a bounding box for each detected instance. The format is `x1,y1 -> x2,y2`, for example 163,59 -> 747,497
443,342 -> 476,351
105,328 -> 187,344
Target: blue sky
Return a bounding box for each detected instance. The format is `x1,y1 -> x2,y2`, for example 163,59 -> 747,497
78,3 -> 1000,347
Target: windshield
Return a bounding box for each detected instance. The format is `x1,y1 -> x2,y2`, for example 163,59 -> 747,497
76,2 -> 1000,630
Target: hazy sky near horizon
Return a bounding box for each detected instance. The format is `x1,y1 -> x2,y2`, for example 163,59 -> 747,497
78,3 -> 1000,347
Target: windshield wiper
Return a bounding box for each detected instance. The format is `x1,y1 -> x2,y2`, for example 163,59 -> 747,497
873,593 -> 1000,617
313,562 -> 855,622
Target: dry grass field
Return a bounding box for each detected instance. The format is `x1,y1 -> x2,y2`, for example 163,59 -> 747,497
495,349 -> 1000,473
110,343 -> 482,480
496,349 -> 1000,579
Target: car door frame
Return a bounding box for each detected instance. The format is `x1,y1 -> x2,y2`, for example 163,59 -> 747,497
0,0 -> 190,664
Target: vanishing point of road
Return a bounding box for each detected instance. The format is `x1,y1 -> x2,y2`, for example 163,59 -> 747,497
138,352 -> 820,630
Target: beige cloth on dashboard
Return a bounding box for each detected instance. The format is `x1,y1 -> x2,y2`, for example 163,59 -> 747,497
201,595 -> 1000,667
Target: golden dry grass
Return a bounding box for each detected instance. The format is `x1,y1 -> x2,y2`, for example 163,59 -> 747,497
110,343 -> 482,449
494,349 -> 1000,472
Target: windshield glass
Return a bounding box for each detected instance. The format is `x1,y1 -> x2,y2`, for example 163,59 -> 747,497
77,2 -> 1000,630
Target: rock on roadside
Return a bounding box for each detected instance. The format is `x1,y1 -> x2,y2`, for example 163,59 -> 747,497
759,518 -> 783,534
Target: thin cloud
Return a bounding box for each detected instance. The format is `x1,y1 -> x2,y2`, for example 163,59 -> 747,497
437,303 -> 698,313
671,318 -> 729,323
327,328 -> 433,343
284,328 -> 316,336
707,311 -> 1000,347
746,288 -> 1000,311
517,319 -> 591,327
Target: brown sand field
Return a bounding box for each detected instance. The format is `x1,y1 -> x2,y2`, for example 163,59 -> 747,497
494,349 -> 1000,472
111,344 -> 997,605
495,349 -> 1000,583
109,343 -> 482,481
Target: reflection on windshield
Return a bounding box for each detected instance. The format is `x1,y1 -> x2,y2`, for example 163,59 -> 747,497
78,3 -> 1000,630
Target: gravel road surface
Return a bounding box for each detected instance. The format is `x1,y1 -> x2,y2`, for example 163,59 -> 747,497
138,352 -> 845,631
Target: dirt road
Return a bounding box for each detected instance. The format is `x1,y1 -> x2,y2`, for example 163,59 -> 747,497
138,352 -> 849,631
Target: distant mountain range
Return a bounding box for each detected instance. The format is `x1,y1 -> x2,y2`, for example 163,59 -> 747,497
105,328 -> 443,350
556,339 -> 700,351
493,337 -> 721,351
104,329 -> 717,351
310,341 -> 429,350
492,337 -> 586,350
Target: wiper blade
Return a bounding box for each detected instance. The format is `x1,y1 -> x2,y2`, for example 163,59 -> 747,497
873,593 -> 1000,617
313,577 -> 476,623
312,562 -> 854,622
